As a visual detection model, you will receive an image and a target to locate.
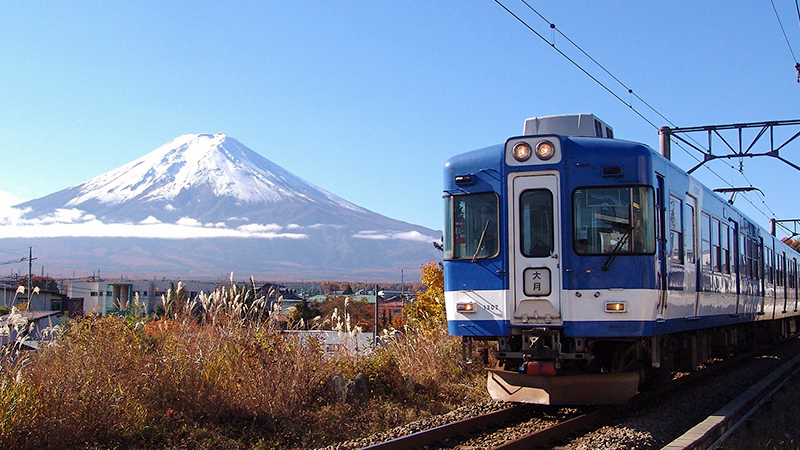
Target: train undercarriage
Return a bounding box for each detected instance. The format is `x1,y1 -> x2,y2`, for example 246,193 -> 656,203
469,316 -> 800,405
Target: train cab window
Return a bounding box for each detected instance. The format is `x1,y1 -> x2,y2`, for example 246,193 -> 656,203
572,186 -> 655,255
519,189 -> 554,257
444,193 -> 500,261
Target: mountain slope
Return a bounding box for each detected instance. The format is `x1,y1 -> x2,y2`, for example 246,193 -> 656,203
10,134 -> 441,280
19,133 -> 375,226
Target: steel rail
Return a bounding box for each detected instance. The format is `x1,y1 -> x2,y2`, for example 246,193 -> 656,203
359,404 -> 524,450
490,409 -> 606,450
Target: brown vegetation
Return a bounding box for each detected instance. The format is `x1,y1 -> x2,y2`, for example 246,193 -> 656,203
0,261 -> 488,449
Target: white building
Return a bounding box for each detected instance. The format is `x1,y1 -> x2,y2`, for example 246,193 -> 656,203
65,279 -> 216,316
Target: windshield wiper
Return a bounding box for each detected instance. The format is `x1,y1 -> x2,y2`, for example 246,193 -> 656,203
472,220 -> 491,263
601,226 -> 632,271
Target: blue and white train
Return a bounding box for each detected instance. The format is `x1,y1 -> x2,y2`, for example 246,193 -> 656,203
443,114 -> 800,404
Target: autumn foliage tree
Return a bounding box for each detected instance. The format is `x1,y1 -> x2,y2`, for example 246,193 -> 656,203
403,260 -> 445,328
782,237 -> 800,252
16,276 -> 58,292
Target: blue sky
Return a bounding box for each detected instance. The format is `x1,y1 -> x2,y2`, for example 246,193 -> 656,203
1,1 -> 799,235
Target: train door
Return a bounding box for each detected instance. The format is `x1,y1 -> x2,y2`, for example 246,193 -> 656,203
779,252 -> 787,313
792,258 -> 798,312
684,195 -> 699,316
730,220 -> 741,314
759,237 -> 766,315
656,175 -> 668,315
509,173 -> 562,325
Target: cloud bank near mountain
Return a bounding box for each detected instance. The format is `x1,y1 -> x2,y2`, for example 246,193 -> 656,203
0,134 -> 441,280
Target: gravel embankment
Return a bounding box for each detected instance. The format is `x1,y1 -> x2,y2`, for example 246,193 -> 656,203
319,337 -> 800,450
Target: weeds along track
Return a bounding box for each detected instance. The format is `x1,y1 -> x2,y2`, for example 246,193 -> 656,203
323,336 -> 800,450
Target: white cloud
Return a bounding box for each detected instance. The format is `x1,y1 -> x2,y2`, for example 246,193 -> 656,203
0,191 -> 28,224
0,207 -> 308,240
236,223 -> 283,233
0,191 -> 26,209
352,230 -> 437,243
306,223 -> 343,229
140,216 -> 162,224
176,217 -> 203,227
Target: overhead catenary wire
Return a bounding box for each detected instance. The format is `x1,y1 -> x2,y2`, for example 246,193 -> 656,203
493,0 -> 787,228
518,0 -> 678,129
492,0 -> 659,131
771,0 -> 800,81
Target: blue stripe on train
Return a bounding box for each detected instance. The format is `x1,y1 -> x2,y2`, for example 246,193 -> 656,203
449,313 -> 759,338
448,319 -> 510,336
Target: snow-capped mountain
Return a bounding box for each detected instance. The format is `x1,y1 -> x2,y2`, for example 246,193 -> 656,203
9,134 -> 441,280
18,133 -> 378,226
65,133 -> 364,210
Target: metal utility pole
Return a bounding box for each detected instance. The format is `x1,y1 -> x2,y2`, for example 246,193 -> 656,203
28,247 -> 32,304
771,218 -> 800,237
0,249 -> 36,306
374,284 -> 379,346
401,267 -> 405,307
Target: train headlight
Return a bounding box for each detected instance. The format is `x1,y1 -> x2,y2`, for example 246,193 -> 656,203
605,301 -> 627,313
512,142 -> 532,162
535,140 -> 556,160
456,302 -> 476,313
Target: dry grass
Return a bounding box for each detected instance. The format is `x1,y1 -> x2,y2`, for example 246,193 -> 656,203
0,281 -> 488,449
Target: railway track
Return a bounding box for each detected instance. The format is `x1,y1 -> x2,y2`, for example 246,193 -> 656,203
360,403 -> 594,450
354,337 -> 800,450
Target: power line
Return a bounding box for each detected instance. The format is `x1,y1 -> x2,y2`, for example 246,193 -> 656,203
517,0 -> 678,129
492,0 -> 659,131
771,0 -> 800,81
493,0 -> 785,225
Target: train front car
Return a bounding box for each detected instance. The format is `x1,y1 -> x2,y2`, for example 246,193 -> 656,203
444,114 -> 656,405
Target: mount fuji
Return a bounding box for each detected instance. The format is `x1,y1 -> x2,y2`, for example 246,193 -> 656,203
6,134 -> 441,280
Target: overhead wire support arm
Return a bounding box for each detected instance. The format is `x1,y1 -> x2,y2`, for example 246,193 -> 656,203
771,218 -> 800,237
713,187 -> 765,205
663,119 -> 800,174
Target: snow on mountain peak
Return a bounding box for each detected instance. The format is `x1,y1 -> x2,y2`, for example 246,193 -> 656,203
63,133 -> 362,212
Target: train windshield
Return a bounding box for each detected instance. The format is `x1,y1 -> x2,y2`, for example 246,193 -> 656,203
573,186 -> 655,255
444,193 -> 500,261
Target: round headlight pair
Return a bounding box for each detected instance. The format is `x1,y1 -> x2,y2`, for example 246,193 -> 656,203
512,140 -> 556,162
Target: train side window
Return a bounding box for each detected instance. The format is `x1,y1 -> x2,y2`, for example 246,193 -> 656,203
740,233 -> 749,279
756,240 -> 763,280
443,193 -> 500,261
669,195 -> 683,264
701,212 -> 711,270
684,202 -> 695,265
711,217 -> 721,272
766,247 -> 774,284
722,223 -> 731,274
